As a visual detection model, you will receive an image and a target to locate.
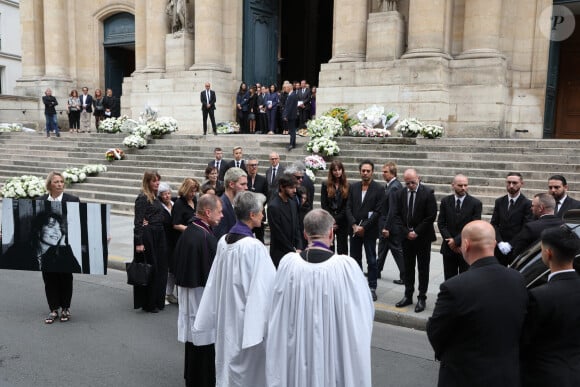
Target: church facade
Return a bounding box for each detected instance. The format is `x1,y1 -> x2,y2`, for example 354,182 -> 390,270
12,0 -> 580,138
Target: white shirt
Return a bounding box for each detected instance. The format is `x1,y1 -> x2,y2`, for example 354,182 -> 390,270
47,193 -> 64,202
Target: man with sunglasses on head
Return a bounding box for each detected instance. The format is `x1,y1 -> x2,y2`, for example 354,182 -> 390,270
490,172 -> 533,265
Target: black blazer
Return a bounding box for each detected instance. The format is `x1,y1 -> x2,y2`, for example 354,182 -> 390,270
346,180 -> 384,239
214,194 -> 236,240
320,183 -> 349,225
247,174 -> 268,198
521,271 -> 580,387
208,159 -> 229,183
200,89 -> 216,111
225,159 -> 247,174
80,94 -> 93,113
267,194 -> 302,267
296,87 -> 311,108
556,195 -> 580,217
427,256 -> 528,387
510,214 -> 564,257
379,178 -> 403,234
393,183 -> 438,242
39,193 -> 80,203
490,194 -> 533,243
265,164 -> 285,189
437,194 -> 482,254
283,91 -> 298,123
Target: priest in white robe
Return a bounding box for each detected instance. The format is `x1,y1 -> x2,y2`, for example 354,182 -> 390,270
266,209 -> 375,387
194,191 -> 276,387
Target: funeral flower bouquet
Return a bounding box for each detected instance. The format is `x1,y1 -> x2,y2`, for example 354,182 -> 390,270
304,155 -> 327,172
307,116 -> 343,138
99,116 -> 130,133
395,118 -> 423,137
217,121 -> 239,134
421,124 -> 444,139
0,123 -> 23,133
383,111 -> 400,129
350,122 -> 391,137
356,105 -> 386,127
63,167 -> 87,185
306,137 -> 340,156
323,107 -> 355,134
81,164 -> 107,176
1,175 -> 47,198
123,134 -> 147,148
105,148 -> 126,161
147,116 -> 179,137
133,124 -> 152,139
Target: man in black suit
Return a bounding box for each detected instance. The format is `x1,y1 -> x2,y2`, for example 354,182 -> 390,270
283,83 -> 298,151
510,193 -> 563,257
394,168 -> 437,313
225,146 -> 247,173
265,152 -> 285,197
207,147 -> 229,183
200,81 -> 217,135
490,172 -> 533,265
548,174 -> 580,218
346,160 -> 383,301
520,225 -> 580,387
377,161 -> 405,284
267,174 -> 302,268
246,156 -> 268,243
296,80 -> 311,129
213,167 -> 248,240
437,174 -> 482,280
427,221 -> 528,387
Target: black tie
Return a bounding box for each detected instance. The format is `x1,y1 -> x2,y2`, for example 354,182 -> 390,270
456,199 -> 461,213
557,200 -> 562,214
215,161 -> 220,170
236,161 -> 240,168
407,191 -> 415,225
508,198 -> 515,212
271,167 -> 277,184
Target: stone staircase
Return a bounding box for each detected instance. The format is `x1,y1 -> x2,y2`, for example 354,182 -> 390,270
1,132 -> 579,222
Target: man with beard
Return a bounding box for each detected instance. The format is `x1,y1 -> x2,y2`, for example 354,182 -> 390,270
547,175 -> 580,218
174,194 -> 223,387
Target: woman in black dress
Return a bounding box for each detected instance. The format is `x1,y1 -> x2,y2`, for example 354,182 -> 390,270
247,85 -> 258,134
172,178 -> 200,232
320,160 -> 350,255
133,170 -> 168,313
157,182 -> 179,305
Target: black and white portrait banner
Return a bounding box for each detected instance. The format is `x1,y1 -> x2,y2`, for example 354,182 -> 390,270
0,199 -> 110,275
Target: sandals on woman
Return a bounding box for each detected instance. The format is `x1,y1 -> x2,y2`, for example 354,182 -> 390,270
60,308 -> 71,322
45,310 -> 58,324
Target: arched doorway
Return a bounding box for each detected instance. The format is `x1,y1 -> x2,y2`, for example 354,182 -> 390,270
242,0 -> 333,87
103,12 -> 135,98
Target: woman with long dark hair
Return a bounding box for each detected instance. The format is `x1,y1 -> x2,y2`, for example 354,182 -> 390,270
320,160 -> 350,255
236,82 -> 249,134
133,170 -> 168,313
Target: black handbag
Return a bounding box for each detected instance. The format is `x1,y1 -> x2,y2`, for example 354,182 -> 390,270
126,253 -> 153,286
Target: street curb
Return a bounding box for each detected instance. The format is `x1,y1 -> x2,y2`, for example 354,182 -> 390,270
374,305 -> 428,331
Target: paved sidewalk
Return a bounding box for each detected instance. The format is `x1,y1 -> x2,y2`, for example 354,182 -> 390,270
108,215 -> 443,330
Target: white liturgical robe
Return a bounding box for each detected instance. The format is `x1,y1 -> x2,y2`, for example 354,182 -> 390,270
193,236 -> 276,387
266,253 -> 375,387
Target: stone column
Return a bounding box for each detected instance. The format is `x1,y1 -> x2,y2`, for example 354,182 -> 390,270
43,0 -> 70,78
144,0 -> 167,72
402,0 -> 451,59
191,0 -> 228,71
458,0 -> 504,58
20,0 -> 45,78
134,0 -> 147,72
329,0 -> 368,63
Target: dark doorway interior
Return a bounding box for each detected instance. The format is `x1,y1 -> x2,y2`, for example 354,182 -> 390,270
103,12 -> 135,98
279,0 -> 333,87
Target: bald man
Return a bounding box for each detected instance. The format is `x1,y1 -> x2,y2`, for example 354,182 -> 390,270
427,221 -> 528,387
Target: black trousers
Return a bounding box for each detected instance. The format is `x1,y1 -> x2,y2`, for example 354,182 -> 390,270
202,109 -> 217,134
42,272 -> 73,311
402,239 -> 432,300
331,218 -> 349,255
185,342 -> 215,387
377,232 -> 405,281
442,251 -> 469,280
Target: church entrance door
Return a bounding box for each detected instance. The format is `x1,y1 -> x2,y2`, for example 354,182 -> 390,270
103,12 -> 135,98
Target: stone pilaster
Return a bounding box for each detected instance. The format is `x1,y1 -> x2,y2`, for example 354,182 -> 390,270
134,0 -> 147,72
43,0 -> 70,78
458,0 -> 504,59
366,11 -> 405,61
329,0 -> 368,63
144,0 -> 167,72
402,0 -> 451,59
19,0 -> 45,79
190,0 -> 229,72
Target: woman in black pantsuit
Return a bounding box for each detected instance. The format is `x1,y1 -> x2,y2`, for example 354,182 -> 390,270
133,170 -> 168,313
320,160 -> 350,255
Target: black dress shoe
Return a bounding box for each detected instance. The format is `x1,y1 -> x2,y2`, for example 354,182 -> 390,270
415,299 -> 426,313
370,289 -> 377,302
393,279 -> 404,285
396,296 -> 412,308
286,145 -> 293,151
377,272 -> 382,279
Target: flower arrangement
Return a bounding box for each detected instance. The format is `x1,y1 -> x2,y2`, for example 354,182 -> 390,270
81,164 -> 107,176
305,169 -> 316,183
304,155 -> 327,172
1,175 -> 47,198
62,167 -> 87,185
123,134 -> 147,148
383,111 -> 400,129
421,124 -> 444,139
217,121 -> 240,134
140,106 -> 158,123
306,116 -> 343,138
356,105 -> 386,127
146,116 -> 179,137
156,116 -> 179,133
105,148 -> 126,161
350,122 -> 391,138
323,107 -> 355,134
133,124 -> 152,138
395,118 -> 424,137
306,137 -> 340,156
0,123 -> 23,133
